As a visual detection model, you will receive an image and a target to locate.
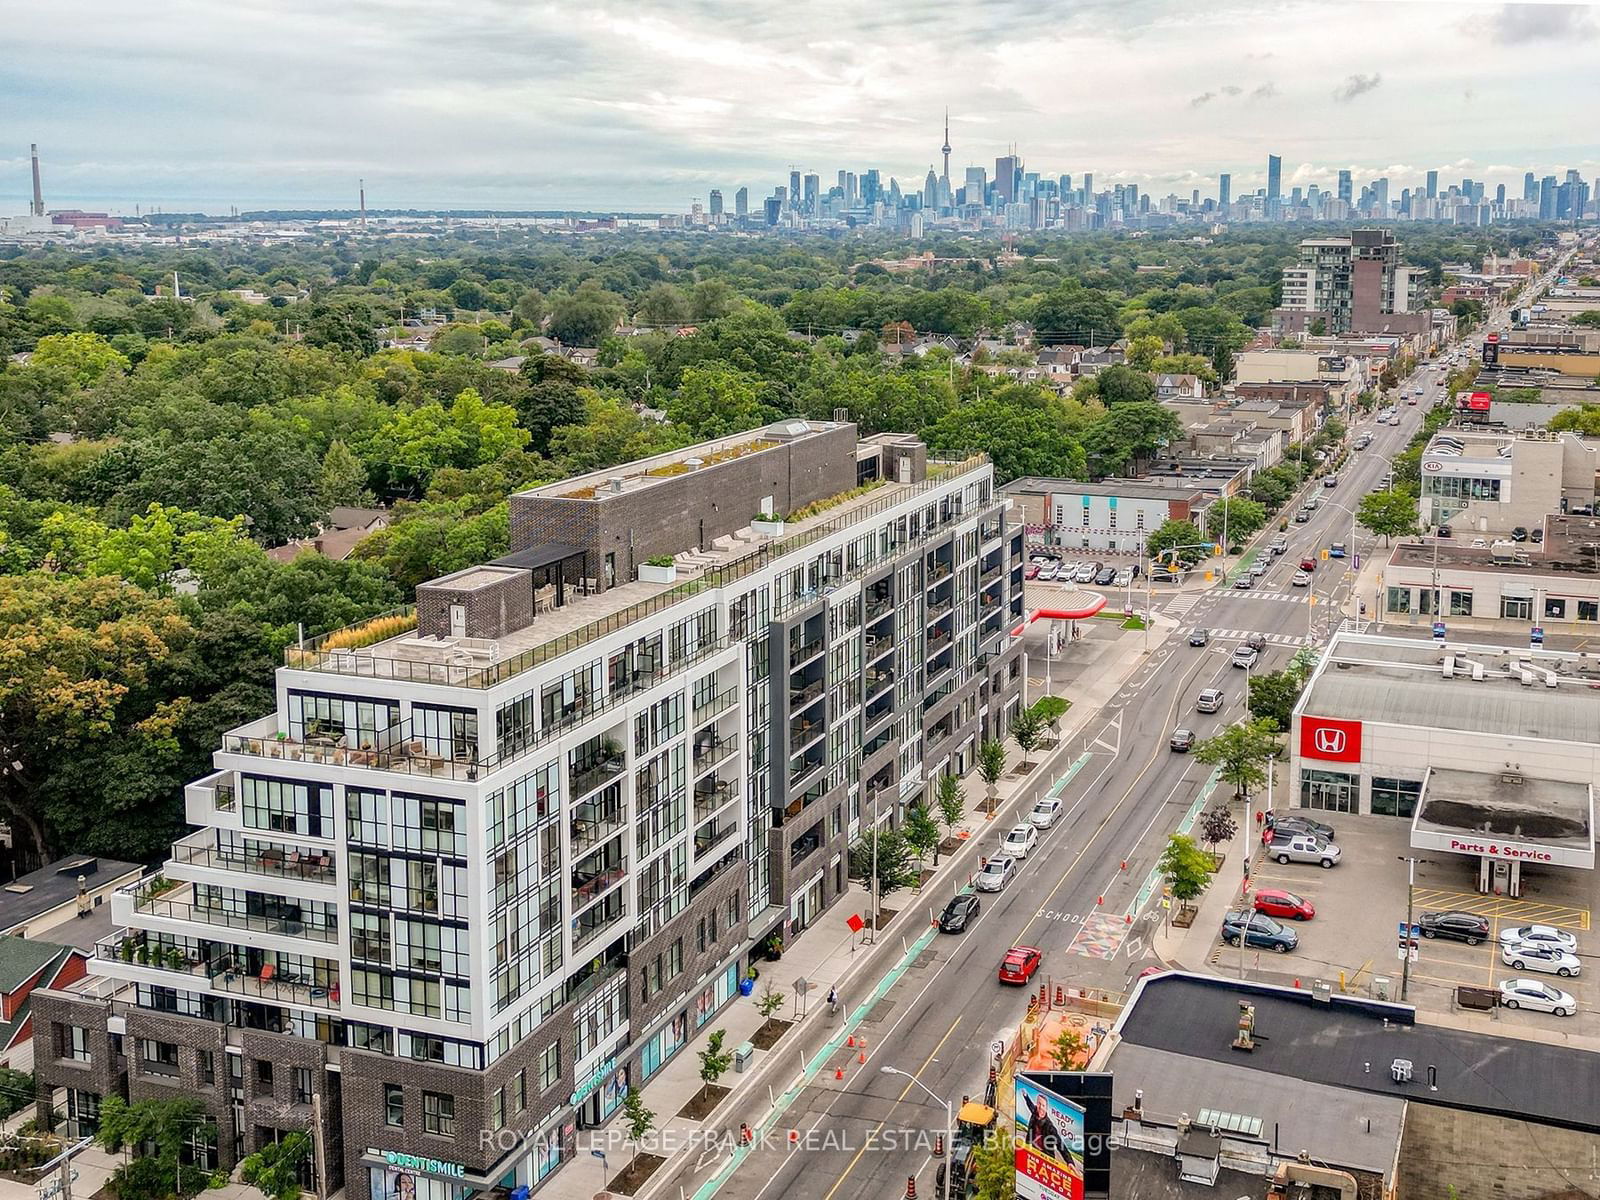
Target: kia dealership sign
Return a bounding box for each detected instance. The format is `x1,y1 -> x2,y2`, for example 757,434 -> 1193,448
1299,716 -> 1362,763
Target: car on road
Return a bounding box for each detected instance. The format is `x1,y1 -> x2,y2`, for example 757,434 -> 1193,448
1189,628 -> 1210,647
1329,543 -> 1346,558
1094,566 -> 1117,586
1406,396 -> 1418,405
997,945 -> 1043,984
1501,941 -> 1581,977
1233,574 -> 1254,589
1232,645 -> 1259,669
1250,558 -> 1270,578
1195,688 -> 1224,714
1024,563 -> 1041,580
975,856 -> 1016,892
1291,571 -> 1312,587
1498,978 -> 1576,1017
1252,888 -> 1315,921
937,894 -> 981,934
1269,537 -> 1289,555
1245,632 -> 1266,651
1298,557 -> 1317,572
1169,727 -> 1195,752
1354,435 -> 1372,450
1323,475 -> 1339,488
1497,924 -> 1579,953
1418,911 -> 1490,945
1293,509 -> 1311,523
1221,910 -> 1298,953
1264,812 -> 1335,841
1269,833 -> 1341,868
1001,824 -> 1039,859
1028,798 -> 1063,829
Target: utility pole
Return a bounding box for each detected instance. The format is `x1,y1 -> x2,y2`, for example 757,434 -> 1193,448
1397,855 -> 1426,1000
311,1092 -> 328,1200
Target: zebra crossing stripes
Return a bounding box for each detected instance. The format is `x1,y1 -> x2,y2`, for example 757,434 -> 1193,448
1162,592 -> 1204,618
1207,628 -> 1307,647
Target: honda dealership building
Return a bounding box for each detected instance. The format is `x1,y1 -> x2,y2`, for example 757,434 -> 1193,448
1289,632 -> 1596,897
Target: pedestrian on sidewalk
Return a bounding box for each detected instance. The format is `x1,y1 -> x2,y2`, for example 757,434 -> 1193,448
827,985 -> 839,1017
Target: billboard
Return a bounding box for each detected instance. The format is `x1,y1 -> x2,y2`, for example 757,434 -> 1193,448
1457,391 -> 1492,413
1015,1075 -> 1085,1200
1298,715 -> 1362,763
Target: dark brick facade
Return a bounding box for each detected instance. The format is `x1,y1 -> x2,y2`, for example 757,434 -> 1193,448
417,567 -> 535,640
31,991 -> 122,1129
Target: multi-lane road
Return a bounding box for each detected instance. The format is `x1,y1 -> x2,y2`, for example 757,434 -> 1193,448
663,287 -> 1562,1200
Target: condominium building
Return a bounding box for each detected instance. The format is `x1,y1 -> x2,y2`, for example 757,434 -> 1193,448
31,423 -> 1026,1200
1273,229 -> 1427,336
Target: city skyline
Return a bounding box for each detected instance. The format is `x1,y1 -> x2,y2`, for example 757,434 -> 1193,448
4,0 -> 1599,212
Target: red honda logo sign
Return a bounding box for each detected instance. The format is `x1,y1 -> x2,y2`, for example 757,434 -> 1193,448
1300,716 -> 1362,762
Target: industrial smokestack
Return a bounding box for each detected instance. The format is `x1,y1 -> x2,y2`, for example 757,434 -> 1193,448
30,144 -> 44,216
359,178 -> 366,226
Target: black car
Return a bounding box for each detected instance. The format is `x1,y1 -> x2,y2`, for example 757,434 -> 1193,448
1264,812 -> 1335,841
938,894 -> 982,933
1510,526 -> 1528,543
1189,628 -> 1210,647
1419,910 -> 1490,945
1094,566 -> 1117,586
1169,727 -> 1196,752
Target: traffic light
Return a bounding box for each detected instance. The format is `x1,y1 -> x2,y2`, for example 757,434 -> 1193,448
1320,548 -> 1329,560
1212,543 -> 1223,556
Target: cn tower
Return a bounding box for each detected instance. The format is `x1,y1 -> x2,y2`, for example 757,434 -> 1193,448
940,109 -> 951,192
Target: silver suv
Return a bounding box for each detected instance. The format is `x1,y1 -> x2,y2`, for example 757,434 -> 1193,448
1269,833 -> 1341,869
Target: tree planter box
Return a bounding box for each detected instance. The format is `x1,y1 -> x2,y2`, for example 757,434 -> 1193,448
639,562 -> 678,584
753,519 -> 785,537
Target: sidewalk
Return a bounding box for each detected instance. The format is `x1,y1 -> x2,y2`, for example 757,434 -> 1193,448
548,619 -> 1163,1200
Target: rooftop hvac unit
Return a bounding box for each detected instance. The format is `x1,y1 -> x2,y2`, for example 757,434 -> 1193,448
1442,655 -> 1456,678
1471,662 -> 1485,681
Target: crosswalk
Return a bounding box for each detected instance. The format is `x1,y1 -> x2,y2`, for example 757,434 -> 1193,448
1244,589 -> 1310,604
1206,628 -> 1308,647
1162,592 -> 1204,618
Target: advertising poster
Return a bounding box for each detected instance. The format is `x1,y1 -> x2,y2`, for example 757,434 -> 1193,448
1014,1075 -> 1086,1200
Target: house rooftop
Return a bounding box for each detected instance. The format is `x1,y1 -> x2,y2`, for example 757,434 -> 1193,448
0,856 -> 143,934
1003,477 -> 1207,502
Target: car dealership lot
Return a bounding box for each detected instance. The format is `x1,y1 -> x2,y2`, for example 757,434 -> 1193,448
1218,812 -> 1598,1035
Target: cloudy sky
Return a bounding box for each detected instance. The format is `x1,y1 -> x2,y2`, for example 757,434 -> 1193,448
3,0 -> 1598,214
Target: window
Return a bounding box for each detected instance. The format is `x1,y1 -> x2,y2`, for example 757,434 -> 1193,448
423,1091 -> 456,1137
294,1068 -> 313,1105
139,1040 -> 179,1077
665,940 -> 684,983
255,1059 -> 274,1088
66,1025 -> 90,1063
540,1043 -> 561,1092
514,1068 -> 527,1113
1545,597 -> 1567,620
1371,777 -> 1422,819
1448,590 -> 1473,617
1300,768 -> 1357,814
198,1049 -> 215,1085
241,776 -> 331,839
726,891 -> 740,930
1501,595 -> 1532,621
491,1088 -> 505,1131
384,1084 -> 403,1127
1386,586 -> 1411,615
1580,600 -> 1599,623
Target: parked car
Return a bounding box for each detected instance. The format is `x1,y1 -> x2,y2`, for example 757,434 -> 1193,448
1094,566 -> 1117,586
975,856 -> 1017,892
1195,688 -> 1224,714
1498,978 -> 1576,1017
1291,571 -> 1311,587
997,945 -> 1043,984
1028,798 -> 1063,829
938,894 -> 981,933
1232,645 -> 1259,669
1002,824 -> 1039,859
1245,632 -> 1267,651
1169,727 -> 1196,752
1037,562 -> 1059,581
1418,911 -> 1490,945
1497,924 -> 1579,953
1269,537 -> 1289,555
1073,562 -> 1098,583
1113,567 -> 1135,588
1510,526 -> 1528,542
1189,628 -> 1210,647
1501,941 -> 1581,978
1269,833 -> 1341,868
1024,563 -> 1041,580
1252,888 -> 1315,921
1221,910 -> 1298,953
1264,812 -> 1335,841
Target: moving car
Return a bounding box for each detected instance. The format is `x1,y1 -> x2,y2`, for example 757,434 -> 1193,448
937,894 -> 981,933
1250,558 -> 1270,578
1323,475 -> 1339,488
1264,812 -> 1335,841
1189,628 -> 1211,647
1269,833 -> 1341,868
1232,645 -> 1258,669
1169,727 -> 1196,753
1028,798 -> 1063,829
1269,537 -> 1289,555
1293,509 -> 1311,523
1252,888 -> 1315,921
997,945 -> 1043,984
1233,575 -> 1254,590
1497,924 -> 1579,953
1354,435 -> 1372,450
1501,941 -> 1581,978
1291,570 -> 1311,587
1418,911 -> 1489,945
1001,824 -> 1039,859
1298,557 -> 1317,572
1245,632 -> 1267,651
1329,543 -> 1346,558
1498,978 -> 1576,1017
975,856 -> 1016,892
1195,688 -> 1224,714
1221,910 -> 1298,953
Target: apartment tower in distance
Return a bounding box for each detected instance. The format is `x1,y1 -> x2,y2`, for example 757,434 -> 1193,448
1273,228 -> 1427,336
31,423 -> 1027,1200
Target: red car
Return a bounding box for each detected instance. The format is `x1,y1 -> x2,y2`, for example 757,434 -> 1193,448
1298,557 -> 1317,572
998,945 -> 1043,984
1025,564 -> 1041,580
1252,888 -> 1315,921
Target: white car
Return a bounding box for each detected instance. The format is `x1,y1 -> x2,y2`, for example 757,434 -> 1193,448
1002,824 -> 1039,859
1113,567 -> 1135,588
1291,571 -> 1311,587
1501,941 -> 1581,978
1498,978 -> 1576,1017
1028,798 -> 1063,829
1231,645 -> 1259,669
1497,924 -> 1578,953
1073,563 -> 1098,584
975,856 -> 1017,893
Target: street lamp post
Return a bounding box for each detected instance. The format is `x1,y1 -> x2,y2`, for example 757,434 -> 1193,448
881,1066 -> 954,1200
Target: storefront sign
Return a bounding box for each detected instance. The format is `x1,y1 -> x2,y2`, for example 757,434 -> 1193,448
1298,716 -> 1362,763
1410,827 -> 1595,870
570,1056 -> 616,1106
383,1152 -> 466,1180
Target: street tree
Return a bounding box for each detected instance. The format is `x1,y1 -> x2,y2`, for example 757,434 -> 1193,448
1247,669 -> 1304,732
978,738 -> 1007,817
1009,705 -> 1046,770
1207,496 -> 1267,546
1146,518 -> 1208,567
698,1029 -> 734,1097
1158,833 -> 1214,917
1197,805 -> 1238,855
936,773 -> 965,845
1357,489 -> 1419,544
1194,718 -> 1280,803
621,1086 -> 656,1155
903,802 -> 942,869
850,826 -> 918,901
240,1132 -> 313,1200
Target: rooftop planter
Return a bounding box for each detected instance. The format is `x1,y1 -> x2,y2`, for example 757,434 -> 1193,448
639,557 -> 678,584
753,513 -> 785,537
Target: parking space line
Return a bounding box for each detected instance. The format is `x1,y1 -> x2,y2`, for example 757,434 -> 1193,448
1411,887 -> 1590,932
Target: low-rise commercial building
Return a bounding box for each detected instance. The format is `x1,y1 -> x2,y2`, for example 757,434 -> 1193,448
1004,478 -> 1210,555
1419,428 -> 1598,535
1290,632 -> 1599,895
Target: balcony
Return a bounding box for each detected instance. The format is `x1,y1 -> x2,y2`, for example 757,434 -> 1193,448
864,668 -> 894,702
926,563 -> 952,586
789,745 -> 825,788
864,633 -> 893,662
694,818 -> 738,859
788,718 -> 822,753
693,733 -> 738,775
788,637 -> 825,669
926,597 -> 953,621
221,715 -> 483,783
693,687 -> 738,724
790,678 -> 825,709
570,790 -> 626,855
865,595 -> 893,623
570,750 -> 627,801
95,936 -> 341,1011
573,891 -> 625,952
572,843 -> 627,911
694,779 -> 736,822
126,882 -> 337,944
171,833 -> 336,888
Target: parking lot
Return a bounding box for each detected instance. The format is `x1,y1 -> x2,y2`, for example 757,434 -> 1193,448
1210,813 -> 1599,1036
